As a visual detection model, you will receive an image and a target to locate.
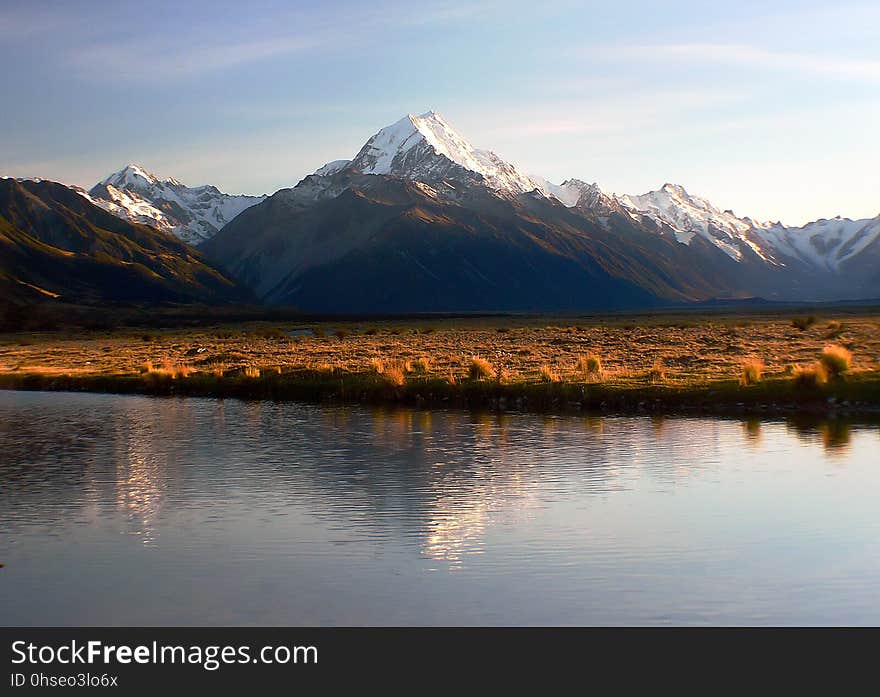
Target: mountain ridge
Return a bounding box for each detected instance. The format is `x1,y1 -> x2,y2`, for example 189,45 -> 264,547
82,164 -> 266,245
201,110 -> 880,310
5,110 -> 878,312
0,178 -> 250,306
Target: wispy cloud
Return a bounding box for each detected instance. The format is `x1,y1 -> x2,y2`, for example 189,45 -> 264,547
71,34 -> 318,82
585,43 -> 880,82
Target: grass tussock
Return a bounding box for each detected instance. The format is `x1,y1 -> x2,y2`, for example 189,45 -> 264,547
143,360 -> 192,379
539,364 -> 559,383
469,357 -> 496,380
791,315 -> 817,331
244,365 -> 261,379
819,344 -> 852,377
740,358 -> 764,386
576,354 -> 602,378
793,362 -> 828,388
382,362 -> 406,387
413,356 -> 431,374
648,360 -> 666,383
823,321 -> 845,340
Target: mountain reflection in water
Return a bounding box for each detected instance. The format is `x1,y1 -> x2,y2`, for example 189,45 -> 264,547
0,391 -> 877,626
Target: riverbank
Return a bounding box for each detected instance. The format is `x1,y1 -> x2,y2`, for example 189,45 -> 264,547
1,310 -> 879,417
1,367 -> 880,417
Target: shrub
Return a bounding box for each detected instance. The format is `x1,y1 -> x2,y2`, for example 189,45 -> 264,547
469,357 -> 496,380
740,359 -> 764,386
539,364 -> 559,383
791,315 -> 817,331
819,344 -> 852,377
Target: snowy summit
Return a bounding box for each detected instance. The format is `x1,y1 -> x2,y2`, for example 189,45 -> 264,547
84,164 -> 266,245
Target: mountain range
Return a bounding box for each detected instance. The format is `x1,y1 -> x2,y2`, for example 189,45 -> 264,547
4,110 -> 879,312
203,111 -> 880,310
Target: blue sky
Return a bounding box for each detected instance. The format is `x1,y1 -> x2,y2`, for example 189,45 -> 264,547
2,0 -> 878,224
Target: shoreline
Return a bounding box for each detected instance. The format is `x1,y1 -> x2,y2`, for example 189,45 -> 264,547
2,370 -> 879,420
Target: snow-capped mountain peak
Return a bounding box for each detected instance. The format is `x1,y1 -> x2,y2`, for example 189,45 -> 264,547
85,165 -> 265,245
290,110 -> 880,277
99,163 -> 181,191
341,111 -> 539,195
313,160 -> 351,177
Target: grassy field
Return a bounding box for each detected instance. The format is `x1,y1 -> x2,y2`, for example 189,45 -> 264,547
1,309 -> 879,416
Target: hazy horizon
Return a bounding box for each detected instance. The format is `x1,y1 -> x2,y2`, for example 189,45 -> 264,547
2,0 -> 878,226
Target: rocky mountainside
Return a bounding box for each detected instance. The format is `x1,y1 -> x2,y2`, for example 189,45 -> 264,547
83,165 -> 265,245
0,178 -> 251,305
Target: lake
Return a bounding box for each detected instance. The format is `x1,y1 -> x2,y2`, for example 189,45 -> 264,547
1,390 -> 878,626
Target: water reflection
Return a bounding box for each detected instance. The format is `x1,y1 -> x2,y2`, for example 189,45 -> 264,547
743,418 -> 762,445
1,395 -> 871,547
1,391 -> 879,625
785,415 -> 855,455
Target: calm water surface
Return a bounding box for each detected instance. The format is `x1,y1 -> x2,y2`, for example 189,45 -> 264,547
1,390 -> 878,626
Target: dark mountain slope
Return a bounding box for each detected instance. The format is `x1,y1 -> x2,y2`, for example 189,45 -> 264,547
0,179 -> 250,306
204,175 -> 765,312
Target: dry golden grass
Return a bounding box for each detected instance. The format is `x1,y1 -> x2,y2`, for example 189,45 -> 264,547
469,356 -> 496,380
539,364 -> 559,383
740,358 -> 764,386
820,344 -> 852,377
793,362 -> 829,388
576,353 -> 602,378
414,356 -> 431,374
648,360 -> 666,383
1,311 -> 878,396
382,362 -> 406,387
823,321 -> 845,340
144,360 -> 192,379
